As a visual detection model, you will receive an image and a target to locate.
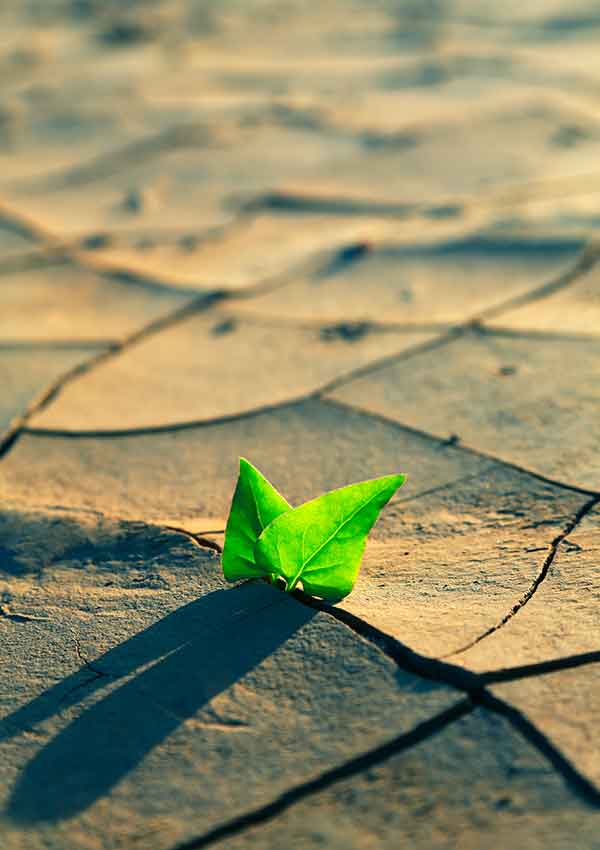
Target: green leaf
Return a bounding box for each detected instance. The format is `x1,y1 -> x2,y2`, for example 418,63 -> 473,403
254,473 -> 406,601
222,457 -> 291,582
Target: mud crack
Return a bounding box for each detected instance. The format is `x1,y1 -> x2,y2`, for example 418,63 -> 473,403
445,495 -> 600,658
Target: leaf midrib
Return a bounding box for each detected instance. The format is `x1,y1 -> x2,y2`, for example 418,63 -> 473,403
249,479 -> 264,531
297,483 -> 389,576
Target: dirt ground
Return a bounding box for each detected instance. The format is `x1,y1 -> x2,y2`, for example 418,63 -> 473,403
0,2 -> 599,848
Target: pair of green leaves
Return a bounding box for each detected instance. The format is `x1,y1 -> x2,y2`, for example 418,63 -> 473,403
222,458 -> 406,602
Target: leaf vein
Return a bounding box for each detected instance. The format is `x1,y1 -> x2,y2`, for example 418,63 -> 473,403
300,484 -> 390,573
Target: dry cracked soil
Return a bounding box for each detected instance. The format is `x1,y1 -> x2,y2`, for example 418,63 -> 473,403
1,2 -> 600,849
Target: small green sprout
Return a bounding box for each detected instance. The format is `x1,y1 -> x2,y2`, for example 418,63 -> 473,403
222,458 -> 406,602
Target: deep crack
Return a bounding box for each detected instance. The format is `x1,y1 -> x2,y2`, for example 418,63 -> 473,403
445,495 -> 600,658
0,291 -> 225,461
167,698 -> 475,850
321,396 -> 600,498
71,633 -> 112,680
481,650 -> 600,685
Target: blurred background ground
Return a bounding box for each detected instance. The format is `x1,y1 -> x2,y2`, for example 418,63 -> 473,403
0,2 -> 599,849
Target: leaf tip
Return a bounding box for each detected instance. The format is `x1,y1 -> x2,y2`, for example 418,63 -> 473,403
238,456 -> 260,477
383,472 -> 407,492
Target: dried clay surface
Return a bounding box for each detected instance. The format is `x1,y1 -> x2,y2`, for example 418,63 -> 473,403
1,2 -> 600,849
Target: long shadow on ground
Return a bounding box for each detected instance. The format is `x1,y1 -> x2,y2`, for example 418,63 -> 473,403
4,583 -> 315,823
6,580 -> 600,828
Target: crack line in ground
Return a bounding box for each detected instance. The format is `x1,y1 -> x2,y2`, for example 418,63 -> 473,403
445,495 -> 600,659
1,188 -> 597,835
0,199 -> 56,245
0,193 -> 594,336
0,194 -> 309,301
13,122 -> 213,193
3,237 -> 596,450
60,220 -> 392,304
0,340 -> 119,351
0,249 -> 59,276
21,388 -> 599,504
235,168 -> 600,225
287,591 -> 600,802
320,396 -> 600,497
475,325 -> 600,343
220,315 -> 600,343
394,464 -> 500,504
476,241 -> 600,322
161,584 -> 600,850
67,516 -> 599,696
166,698 -> 474,850
212,310 -> 454,335
164,683 -> 600,850
338,324 -> 453,376
69,236 -> 340,301
310,248 -> 597,402
74,216 -> 248,245
19,328 -> 467,440
0,291 -> 225,462
23,397 -> 308,439
5,508 -> 598,842
71,632 -> 113,680
237,189 -> 418,218
480,650 -> 600,685
0,177 -> 595,316
477,691 -> 600,806
293,589 -> 483,692
57,670 -> 106,706
162,467 -> 499,549
223,237 -> 598,338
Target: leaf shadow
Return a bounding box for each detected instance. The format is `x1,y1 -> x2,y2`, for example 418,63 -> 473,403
4,582 -> 315,823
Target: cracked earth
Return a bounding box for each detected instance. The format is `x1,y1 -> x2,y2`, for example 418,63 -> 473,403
1,2 -> 600,848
